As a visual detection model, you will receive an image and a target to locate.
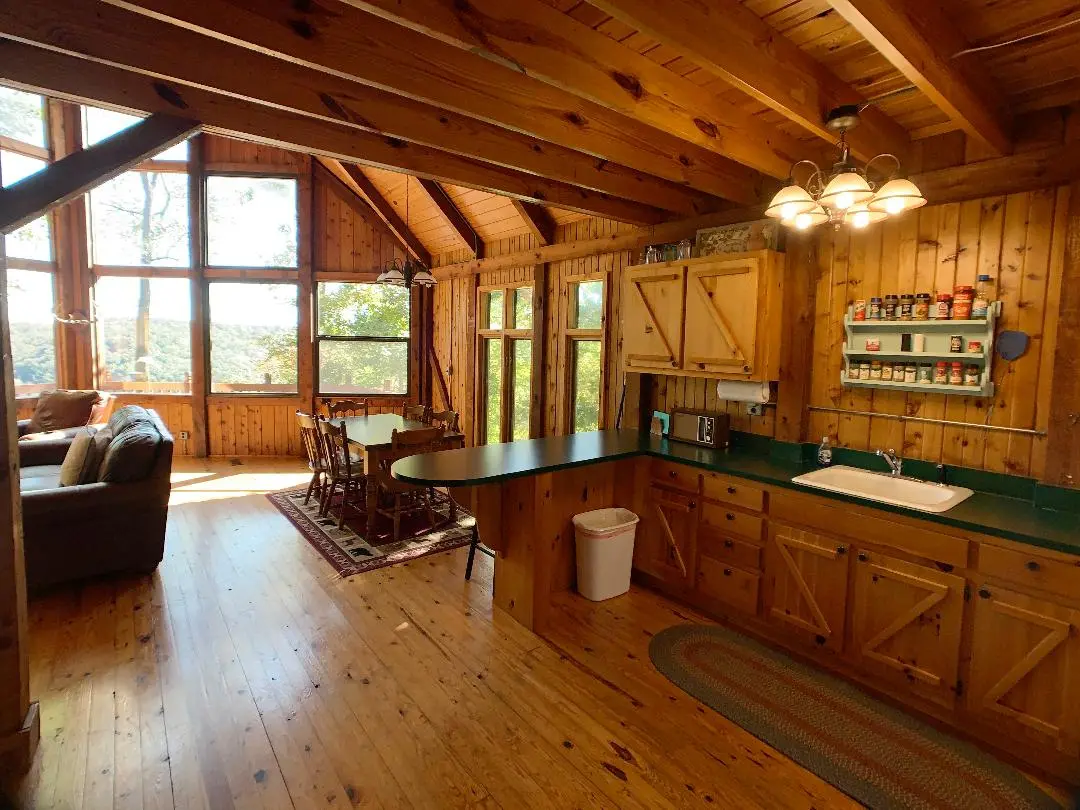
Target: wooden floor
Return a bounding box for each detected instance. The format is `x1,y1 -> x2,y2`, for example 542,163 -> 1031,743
0,456 -> 1048,810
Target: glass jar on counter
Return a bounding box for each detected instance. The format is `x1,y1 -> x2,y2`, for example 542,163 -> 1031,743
883,294 -> 899,320
898,294 -> 915,320
914,293 -> 932,320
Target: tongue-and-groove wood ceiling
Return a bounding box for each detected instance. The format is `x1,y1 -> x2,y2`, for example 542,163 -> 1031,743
1,0 -> 1079,259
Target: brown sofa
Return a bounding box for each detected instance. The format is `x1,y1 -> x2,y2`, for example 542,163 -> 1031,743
19,406 -> 174,592
17,390 -> 116,443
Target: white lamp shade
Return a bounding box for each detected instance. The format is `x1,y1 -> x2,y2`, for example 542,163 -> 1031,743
819,171 -> 873,210
843,202 -> 888,229
867,178 -> 926,214
765,184 -> 817,220
380,266 -> 406,285
782,203 -> 829,231
412,268 -> 437,287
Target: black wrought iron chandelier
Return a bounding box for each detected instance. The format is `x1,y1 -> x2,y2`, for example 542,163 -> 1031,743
376,178 -> 437,287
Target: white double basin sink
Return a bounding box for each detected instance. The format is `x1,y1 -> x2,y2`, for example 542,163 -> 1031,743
791,465 -> 974,513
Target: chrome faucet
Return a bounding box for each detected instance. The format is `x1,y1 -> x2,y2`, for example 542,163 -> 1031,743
876,448 -> 903,477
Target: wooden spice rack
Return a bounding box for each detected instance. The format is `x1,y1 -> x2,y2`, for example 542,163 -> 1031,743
840,301 -> 1001,397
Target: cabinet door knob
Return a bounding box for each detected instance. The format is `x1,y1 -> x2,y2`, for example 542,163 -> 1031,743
688,501 -> 696,510
978,587 -> 991,599
669,470 -> 677,478
723,568 -> 733,577
725,512 -> 736,521
1025,560 -> 1040,572
727,486 -> 737,495
857,552 -> 869,562
723,539 -> 734,549
836,545 -> 847,556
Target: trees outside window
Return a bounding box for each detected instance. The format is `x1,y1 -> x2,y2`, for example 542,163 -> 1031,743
566,279 -> 605,433
6,269 -> 56,395
1,150 -> 51,263
209,282 -> 298,393
316,282 -> 410,395
207,176 -> 298,268
478,284 -> 534,444
89,172 -> 190,267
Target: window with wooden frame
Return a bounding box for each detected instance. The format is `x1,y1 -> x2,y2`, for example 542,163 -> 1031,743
206,175 -> 298,269
478,284 -> 534,445
208,281 -> 299,394
566,277 -> 605,434
1,87 -> 57,395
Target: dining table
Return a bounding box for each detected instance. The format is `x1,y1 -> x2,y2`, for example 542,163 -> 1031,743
337,413 -> 465,538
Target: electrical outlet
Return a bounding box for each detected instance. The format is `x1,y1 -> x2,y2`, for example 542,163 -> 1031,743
178,430 -> 190,440
747,403 -> 765,417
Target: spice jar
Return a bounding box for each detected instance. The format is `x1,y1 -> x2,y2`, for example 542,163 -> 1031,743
973,274 -> 992,319
917,364 -> 933,384
870,360 -> 882,380
853,299 -> 867,321
953,284 -> 975,319
967,339 -> 983,354
964,364 -> 981,386
898,294 -> 915,320
869,297 -> 882,320
904,364 -> 917,383
914,293 -> 932,320
934,361 -> 948,385
935,292 -> 952,320
859,362 -> 871,380
881,362 -> 894,382
949,362 -> 963,386
883,294 -> 899,320
865,338 -> 881,352
949,335 -> 963,353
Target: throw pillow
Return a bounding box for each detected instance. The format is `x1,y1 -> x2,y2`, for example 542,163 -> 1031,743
27,390 -> 100,433
99,423 -> 161,483
91,428 -> 114,481
58,427 -> 96,487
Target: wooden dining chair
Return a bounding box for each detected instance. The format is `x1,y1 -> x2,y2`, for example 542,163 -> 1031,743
372,427 -> 449,542
316,418 -> 366,527
430,409 -> 460,433
402,403 -> 430,423
322,398 -> 369,418
295,411 -> 328,507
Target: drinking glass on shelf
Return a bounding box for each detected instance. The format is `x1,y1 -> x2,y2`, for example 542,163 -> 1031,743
677,239 -> 693,259
645,245 -> 659,264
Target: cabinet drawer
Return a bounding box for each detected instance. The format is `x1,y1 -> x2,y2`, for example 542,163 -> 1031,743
699,501 -> 763,543
979,544 -> 1080,601
650,460 -> 700,494
696,556 -> 760,615
701,472 -> 764,512
698,528 -> 762,571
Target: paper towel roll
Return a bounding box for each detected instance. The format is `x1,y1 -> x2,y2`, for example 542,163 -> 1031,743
716,379 -> 771,404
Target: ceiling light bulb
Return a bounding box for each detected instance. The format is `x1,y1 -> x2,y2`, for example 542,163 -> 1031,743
780,202 -> 799,220
794,212 -> 814,230
852,210 -> 871,228
885,197 -> 906,215
835,191 -> 854,210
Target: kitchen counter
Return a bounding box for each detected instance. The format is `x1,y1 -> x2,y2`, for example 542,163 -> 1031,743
392,429 -> 1080,556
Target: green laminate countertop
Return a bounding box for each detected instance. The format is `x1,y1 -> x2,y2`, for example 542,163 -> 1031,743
391,430 -> 1080,556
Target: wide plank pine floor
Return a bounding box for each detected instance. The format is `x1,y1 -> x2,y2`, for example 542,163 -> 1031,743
6,458 -> 883,808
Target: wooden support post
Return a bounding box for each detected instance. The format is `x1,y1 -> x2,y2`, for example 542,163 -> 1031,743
0,237 -> 39,775
188,134 -> 209,457
1046,181 -> 1080,487
0,113 -> 199,234
775,234 -> 816,443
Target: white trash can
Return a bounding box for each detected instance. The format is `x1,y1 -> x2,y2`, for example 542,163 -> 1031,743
572,507 -> 639,601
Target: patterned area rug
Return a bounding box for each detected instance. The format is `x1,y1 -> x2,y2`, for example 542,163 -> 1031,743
649,624 -> 1059,810
267,486 -> 475,577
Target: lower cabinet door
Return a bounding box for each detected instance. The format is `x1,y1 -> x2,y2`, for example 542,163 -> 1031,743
764,524 -> 850,652
696,556 -> 760,616
850,550 -> 965,707
967,583 -> 1080,754
633,485 -> 698,592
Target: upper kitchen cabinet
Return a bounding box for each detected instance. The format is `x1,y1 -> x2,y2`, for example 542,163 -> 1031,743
621,251 -> 785,381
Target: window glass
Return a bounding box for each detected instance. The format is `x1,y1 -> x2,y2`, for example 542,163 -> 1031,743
89,172 -> 190,266
511,339 -> 531,441
1,151 -> 51,261
0,87 -> 46,148
573,280 -> 604,329
6,269 -> 56,395
207,176 -> 298,267
319,342 -> 408,395
317,282 -> 409,337
83,106 -> 189,161
483,338 -> 502,444
209,283 -> 298,393
572,340 -> 602,433
94,277 -> 192,393
484,290 -> 503,330
513,287 -> 533,330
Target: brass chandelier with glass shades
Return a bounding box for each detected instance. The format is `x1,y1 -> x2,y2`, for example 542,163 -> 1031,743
765,106 -> 926,232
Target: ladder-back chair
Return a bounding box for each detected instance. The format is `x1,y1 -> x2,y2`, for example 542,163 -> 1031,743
316,418 -> 366,528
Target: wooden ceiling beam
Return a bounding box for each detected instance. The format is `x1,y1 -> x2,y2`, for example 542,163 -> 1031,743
824,0 -> 1012,156
100,0 -> 765,205
317,158 -> 431,266
0,112 -> 198,234
589,0 -> 910,162
343,0 -> 815,178
0,41 -> 671,225
0,0 -> 718,218
416,179 -> 483,259
510,200 -> 556,247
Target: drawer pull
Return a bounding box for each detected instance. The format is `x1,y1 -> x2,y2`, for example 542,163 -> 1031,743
669,470 -> 677,478
857,552 -> 869,562
725,512 -> 736,521
723,568 -> 733,577
723,539 -> 734,549
836,545 -> 847,555
727,486 -> 737,495
1025,560 -> 1041,572
688,501 -> 696,510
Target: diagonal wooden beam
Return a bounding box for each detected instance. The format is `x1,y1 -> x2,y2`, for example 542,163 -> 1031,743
318,158 -> 431,267
589,0 -> 910,162
510,200 -> 556,247
102,0 -> 765,204
416,179 -> 483,259
0,0 -> 719,218
0,112 -> 198,234
343,0 -> 815,177
0,41 -> 672,225
823,0 -> 1012,156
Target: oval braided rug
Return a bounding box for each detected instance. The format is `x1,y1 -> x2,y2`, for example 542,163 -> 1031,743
649,624 -> 1060,810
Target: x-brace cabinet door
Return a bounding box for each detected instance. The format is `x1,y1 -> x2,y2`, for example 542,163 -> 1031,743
622,264 -> 686,372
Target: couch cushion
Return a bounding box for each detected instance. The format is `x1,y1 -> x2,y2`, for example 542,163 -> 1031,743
19,465 -> 63,492
28,390 -> 100,433
59,427 -> 97,487
107,405 -> 156,438
99,423 -> 161,483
